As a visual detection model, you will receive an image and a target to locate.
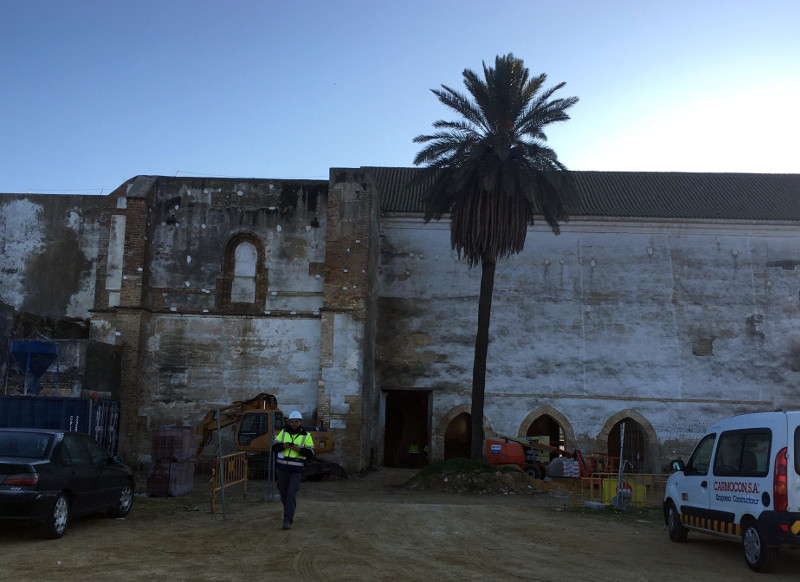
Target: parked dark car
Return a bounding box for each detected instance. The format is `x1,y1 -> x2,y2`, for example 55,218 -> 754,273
0,428 -> 134,538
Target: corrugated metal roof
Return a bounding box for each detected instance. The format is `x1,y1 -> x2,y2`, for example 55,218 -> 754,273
368,167 -> 800,221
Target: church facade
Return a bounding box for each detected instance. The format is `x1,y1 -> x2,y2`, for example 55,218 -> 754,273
2,169 -> 799,472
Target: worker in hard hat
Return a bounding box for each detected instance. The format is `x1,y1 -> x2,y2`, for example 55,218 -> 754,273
272,410 -> 315,530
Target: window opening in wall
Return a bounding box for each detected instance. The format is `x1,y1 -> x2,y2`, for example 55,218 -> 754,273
218,232 -> 267,311
608,419 -> 646,473
231,241 -> 257,303
444,412 -> 471,460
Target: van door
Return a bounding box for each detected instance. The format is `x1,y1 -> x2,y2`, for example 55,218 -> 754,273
709,428 -> 772,535
678,433 -> 716,529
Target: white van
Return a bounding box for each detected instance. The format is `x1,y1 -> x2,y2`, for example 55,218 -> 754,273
663,411 -> 800,572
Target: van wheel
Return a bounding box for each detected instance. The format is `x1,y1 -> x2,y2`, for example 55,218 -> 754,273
742,522 -> 775,572
667,502 -> 687,542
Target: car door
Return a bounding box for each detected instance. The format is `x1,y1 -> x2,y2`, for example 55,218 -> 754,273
61,434 -> 101,515
677,432 -> 716,530
84,437 -> 122,508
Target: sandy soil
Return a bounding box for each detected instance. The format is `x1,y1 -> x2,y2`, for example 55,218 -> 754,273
2,468 -> 799,581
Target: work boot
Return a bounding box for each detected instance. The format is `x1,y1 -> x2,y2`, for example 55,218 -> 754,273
282,522 -> 291,530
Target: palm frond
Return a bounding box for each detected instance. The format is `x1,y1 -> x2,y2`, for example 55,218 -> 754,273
413,53 -> 578,263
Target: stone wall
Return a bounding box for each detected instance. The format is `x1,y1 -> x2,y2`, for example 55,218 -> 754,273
87,176 -> 332,463
3,172 -> 799,473
376,215 -> 800,470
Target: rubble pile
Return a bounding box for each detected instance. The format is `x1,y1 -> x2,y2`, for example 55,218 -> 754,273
406,464 -> 573,496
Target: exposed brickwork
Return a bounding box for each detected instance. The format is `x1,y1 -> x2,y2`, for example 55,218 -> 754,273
95,186 -> 155,459
323,171 -> 373,319
318,169 -> 380,471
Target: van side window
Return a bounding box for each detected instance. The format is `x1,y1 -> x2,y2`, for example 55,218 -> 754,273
713,428 -> 771,477
685,433 -> 716,476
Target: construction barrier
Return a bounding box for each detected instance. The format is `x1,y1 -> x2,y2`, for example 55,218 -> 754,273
571,473 -> 668,508
211,452 -> 248,513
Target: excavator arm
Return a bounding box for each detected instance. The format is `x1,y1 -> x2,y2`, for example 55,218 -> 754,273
193,393 -> 278,455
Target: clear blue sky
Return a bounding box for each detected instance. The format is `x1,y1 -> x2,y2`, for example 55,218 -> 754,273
2,0 -> 798,194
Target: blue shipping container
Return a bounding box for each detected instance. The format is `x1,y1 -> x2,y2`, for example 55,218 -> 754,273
0,395 -> 120,456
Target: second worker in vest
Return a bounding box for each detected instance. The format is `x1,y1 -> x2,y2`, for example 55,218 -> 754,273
272,410 -> 315,530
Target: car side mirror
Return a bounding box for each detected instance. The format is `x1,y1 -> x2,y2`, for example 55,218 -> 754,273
671,459 -> 685,472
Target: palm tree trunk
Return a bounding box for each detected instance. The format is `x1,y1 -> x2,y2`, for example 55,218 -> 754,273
470,258 -> 496,460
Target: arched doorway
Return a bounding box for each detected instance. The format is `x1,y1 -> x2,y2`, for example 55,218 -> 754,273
608,418 -> 647,473
444,412 -> 471,460
519,406 -> 575,452
526,414 -> 565,462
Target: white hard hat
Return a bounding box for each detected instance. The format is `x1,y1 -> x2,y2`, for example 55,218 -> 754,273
288,410 -> 303,420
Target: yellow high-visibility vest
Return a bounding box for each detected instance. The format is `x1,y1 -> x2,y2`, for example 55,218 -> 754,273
275,430 -> 314,470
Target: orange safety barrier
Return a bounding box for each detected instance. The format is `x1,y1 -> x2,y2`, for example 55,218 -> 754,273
211,452 -> 248,513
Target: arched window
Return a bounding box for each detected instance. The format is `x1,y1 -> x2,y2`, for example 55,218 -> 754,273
218,233 -> 267,311
231,241 -> 257,303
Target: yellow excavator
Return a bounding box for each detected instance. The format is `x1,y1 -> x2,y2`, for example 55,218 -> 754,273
193,393 -> 345,480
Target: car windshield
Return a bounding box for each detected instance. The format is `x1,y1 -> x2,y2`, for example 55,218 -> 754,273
0,432 -> 53,459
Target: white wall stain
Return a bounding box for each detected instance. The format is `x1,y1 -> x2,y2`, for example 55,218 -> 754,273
0,199 -> 45,308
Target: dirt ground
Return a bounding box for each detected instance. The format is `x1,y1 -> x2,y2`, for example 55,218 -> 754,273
2,467 -> 800,581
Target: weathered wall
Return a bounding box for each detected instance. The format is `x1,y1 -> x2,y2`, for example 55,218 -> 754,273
376,216 -> 800,469
143,178 -> 327,314
87,177 -> 330,462
319,169 -> 381,471
139,315 -> 321,426
4,172 -> 798,473
0,194 -> 107,318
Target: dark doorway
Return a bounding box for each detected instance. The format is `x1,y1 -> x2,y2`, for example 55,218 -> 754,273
444,412 -> 472,460
608,419 -> 646,473
383,390 -> 429,468
526,415 -> 565,462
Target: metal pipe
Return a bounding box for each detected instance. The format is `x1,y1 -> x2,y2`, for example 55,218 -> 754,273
23,351 -> 31,396
615,422 -> 626,508
216,407 -> 227,520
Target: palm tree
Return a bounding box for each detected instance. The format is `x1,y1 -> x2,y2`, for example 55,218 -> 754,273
413,54 -> 578,460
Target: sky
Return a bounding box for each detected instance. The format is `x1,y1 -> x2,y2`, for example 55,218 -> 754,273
1,0 -> 798,194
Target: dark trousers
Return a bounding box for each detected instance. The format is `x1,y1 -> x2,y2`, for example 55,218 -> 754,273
276,469 -> 302,525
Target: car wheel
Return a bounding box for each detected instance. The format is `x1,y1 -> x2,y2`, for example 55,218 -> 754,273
742,522 -> 776,573
667,502 -> 688,542
39,493 -> 69,539
109,482 -> 134,518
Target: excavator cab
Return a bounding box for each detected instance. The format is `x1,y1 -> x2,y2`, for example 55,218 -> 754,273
236,410 -> 283,448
